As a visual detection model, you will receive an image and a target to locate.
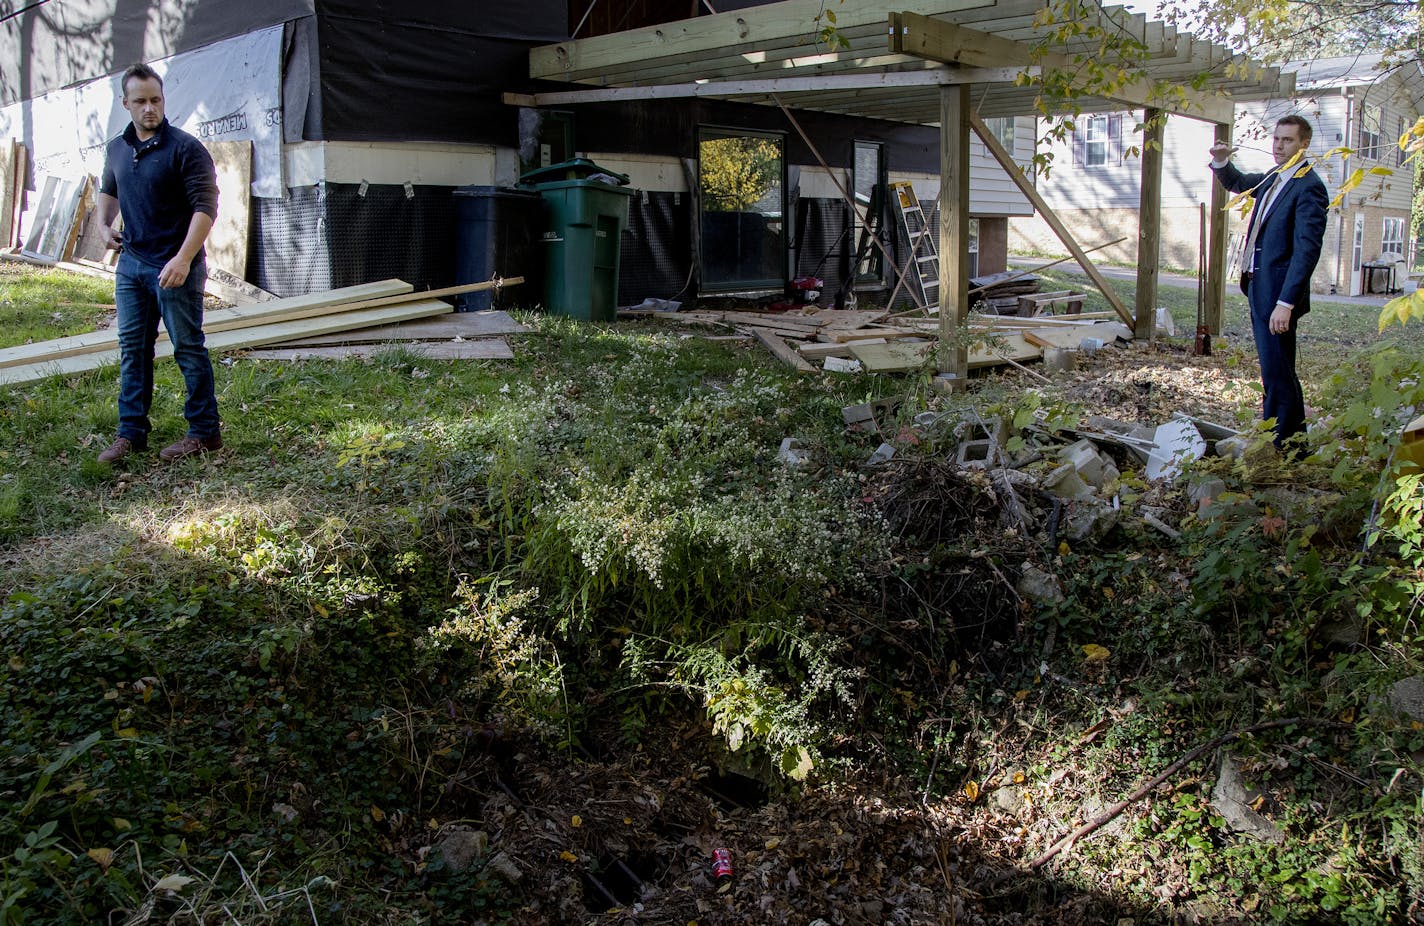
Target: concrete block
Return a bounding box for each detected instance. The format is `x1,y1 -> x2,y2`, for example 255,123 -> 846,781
956,438 -> 998,469
868,442 -> 896,465
1058,438 -> 1120,487
1042,462 -> 1095,500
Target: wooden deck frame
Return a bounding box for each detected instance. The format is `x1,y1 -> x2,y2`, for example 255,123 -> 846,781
517,0 -> 1277,353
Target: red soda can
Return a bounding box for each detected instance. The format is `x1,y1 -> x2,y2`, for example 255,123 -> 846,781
712,847 -> 733,879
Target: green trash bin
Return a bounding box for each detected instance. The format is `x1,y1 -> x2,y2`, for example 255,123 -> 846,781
521,159 -> 635,322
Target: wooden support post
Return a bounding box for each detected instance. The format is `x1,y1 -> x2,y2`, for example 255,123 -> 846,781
968,112 -> 1134,327
1135,108 -> 1164,340
938,84 -> 970,386
1206,122 -> 1231,334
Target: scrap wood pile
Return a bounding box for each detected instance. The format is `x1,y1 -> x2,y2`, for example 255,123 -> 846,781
0,275 -> 528,386
621,301 -> 1132,376
968,269 -> 1042,314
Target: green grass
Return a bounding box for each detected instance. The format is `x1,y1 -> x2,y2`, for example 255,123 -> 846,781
0,265 -> 116,344
1028,266 -> 1424,380
2,266 -> 1423,923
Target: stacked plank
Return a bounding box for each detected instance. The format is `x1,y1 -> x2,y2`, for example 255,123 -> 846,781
970,270 -> 1041,315
0,276 -> 525,386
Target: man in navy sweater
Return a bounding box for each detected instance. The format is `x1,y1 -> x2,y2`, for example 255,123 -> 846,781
95,63 -> 222,464
1209,115 -> 1329,453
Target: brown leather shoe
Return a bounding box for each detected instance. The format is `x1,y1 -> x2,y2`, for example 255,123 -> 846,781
98,437 -> 143,464
159,434 -> 224,462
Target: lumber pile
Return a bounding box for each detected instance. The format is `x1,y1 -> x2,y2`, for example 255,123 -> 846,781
970,270 -> 1040,315
0,276 -> 526,386
621,302 -> 1133,376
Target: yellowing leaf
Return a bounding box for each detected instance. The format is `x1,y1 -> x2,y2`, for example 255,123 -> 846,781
87,848 -> 114,870
570,815 -> 582,828
623,817 -> 633,825
559,850 -> 578,863
964,780 -> 980,801
781,745 -> 814,781
765,837 -> 781,850
1369,166 -> 1394,176
115,728 -> 138,739
370,805 -> 385,823
1338,168 -> 1366,195
1082,644 -> 1111,664
112,818 -> 131,832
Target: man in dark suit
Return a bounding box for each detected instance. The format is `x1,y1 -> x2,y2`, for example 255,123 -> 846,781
1209,115 -> 1329,452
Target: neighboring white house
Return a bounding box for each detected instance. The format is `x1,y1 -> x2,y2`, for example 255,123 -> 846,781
1010,54 -> 1424,297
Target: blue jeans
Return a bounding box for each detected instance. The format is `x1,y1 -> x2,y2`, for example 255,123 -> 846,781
115,254 -> 220,444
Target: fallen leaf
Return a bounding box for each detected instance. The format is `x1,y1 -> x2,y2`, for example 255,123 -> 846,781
153,874 -> 195,893
370,805 -> 385,823
560,850 -> 579,863
87,847 -> 114,871
1082,644 -> 1111,665
571,815 -> 582,828
964,780 -> 980,801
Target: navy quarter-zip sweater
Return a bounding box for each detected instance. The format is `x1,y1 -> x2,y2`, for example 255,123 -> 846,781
100,119 -> 218,269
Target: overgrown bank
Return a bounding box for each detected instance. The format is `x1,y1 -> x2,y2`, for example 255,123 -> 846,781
2,265 -> 1423,923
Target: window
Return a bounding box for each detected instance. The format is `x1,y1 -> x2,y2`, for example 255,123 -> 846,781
968,218 -> 980,279
1382,217 -> 1406,258
1085,116 -> 1109,166
852,141 -> 884,283
1073,114 -> 1122,168
984,117 -> 1015,152
1359,104 -> 1382,160
699,129 -> 786,291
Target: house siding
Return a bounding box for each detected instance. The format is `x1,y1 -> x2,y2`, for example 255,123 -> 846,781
1013,71 -> 1418,297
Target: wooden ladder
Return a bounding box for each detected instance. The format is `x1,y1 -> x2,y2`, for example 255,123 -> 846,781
889,181 -> 939,311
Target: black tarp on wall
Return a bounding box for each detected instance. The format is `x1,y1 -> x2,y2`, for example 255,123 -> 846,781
1,0 -> 315,107
311,0 -> 566,144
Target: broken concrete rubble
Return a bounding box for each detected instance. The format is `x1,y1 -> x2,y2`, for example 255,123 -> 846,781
777,437 -> 811,469
1017,563 -> 1065,605
1211,754 -> 1285,844
868,442 -> 896,465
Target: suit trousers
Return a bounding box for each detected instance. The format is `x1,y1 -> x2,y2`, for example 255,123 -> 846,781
1244,274 -> 1305,448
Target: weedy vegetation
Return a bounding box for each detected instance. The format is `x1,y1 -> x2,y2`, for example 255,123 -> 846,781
2,263 -> 1423,923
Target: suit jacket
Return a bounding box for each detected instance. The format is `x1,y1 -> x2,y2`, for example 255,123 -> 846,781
1211,160 -> 1329,318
